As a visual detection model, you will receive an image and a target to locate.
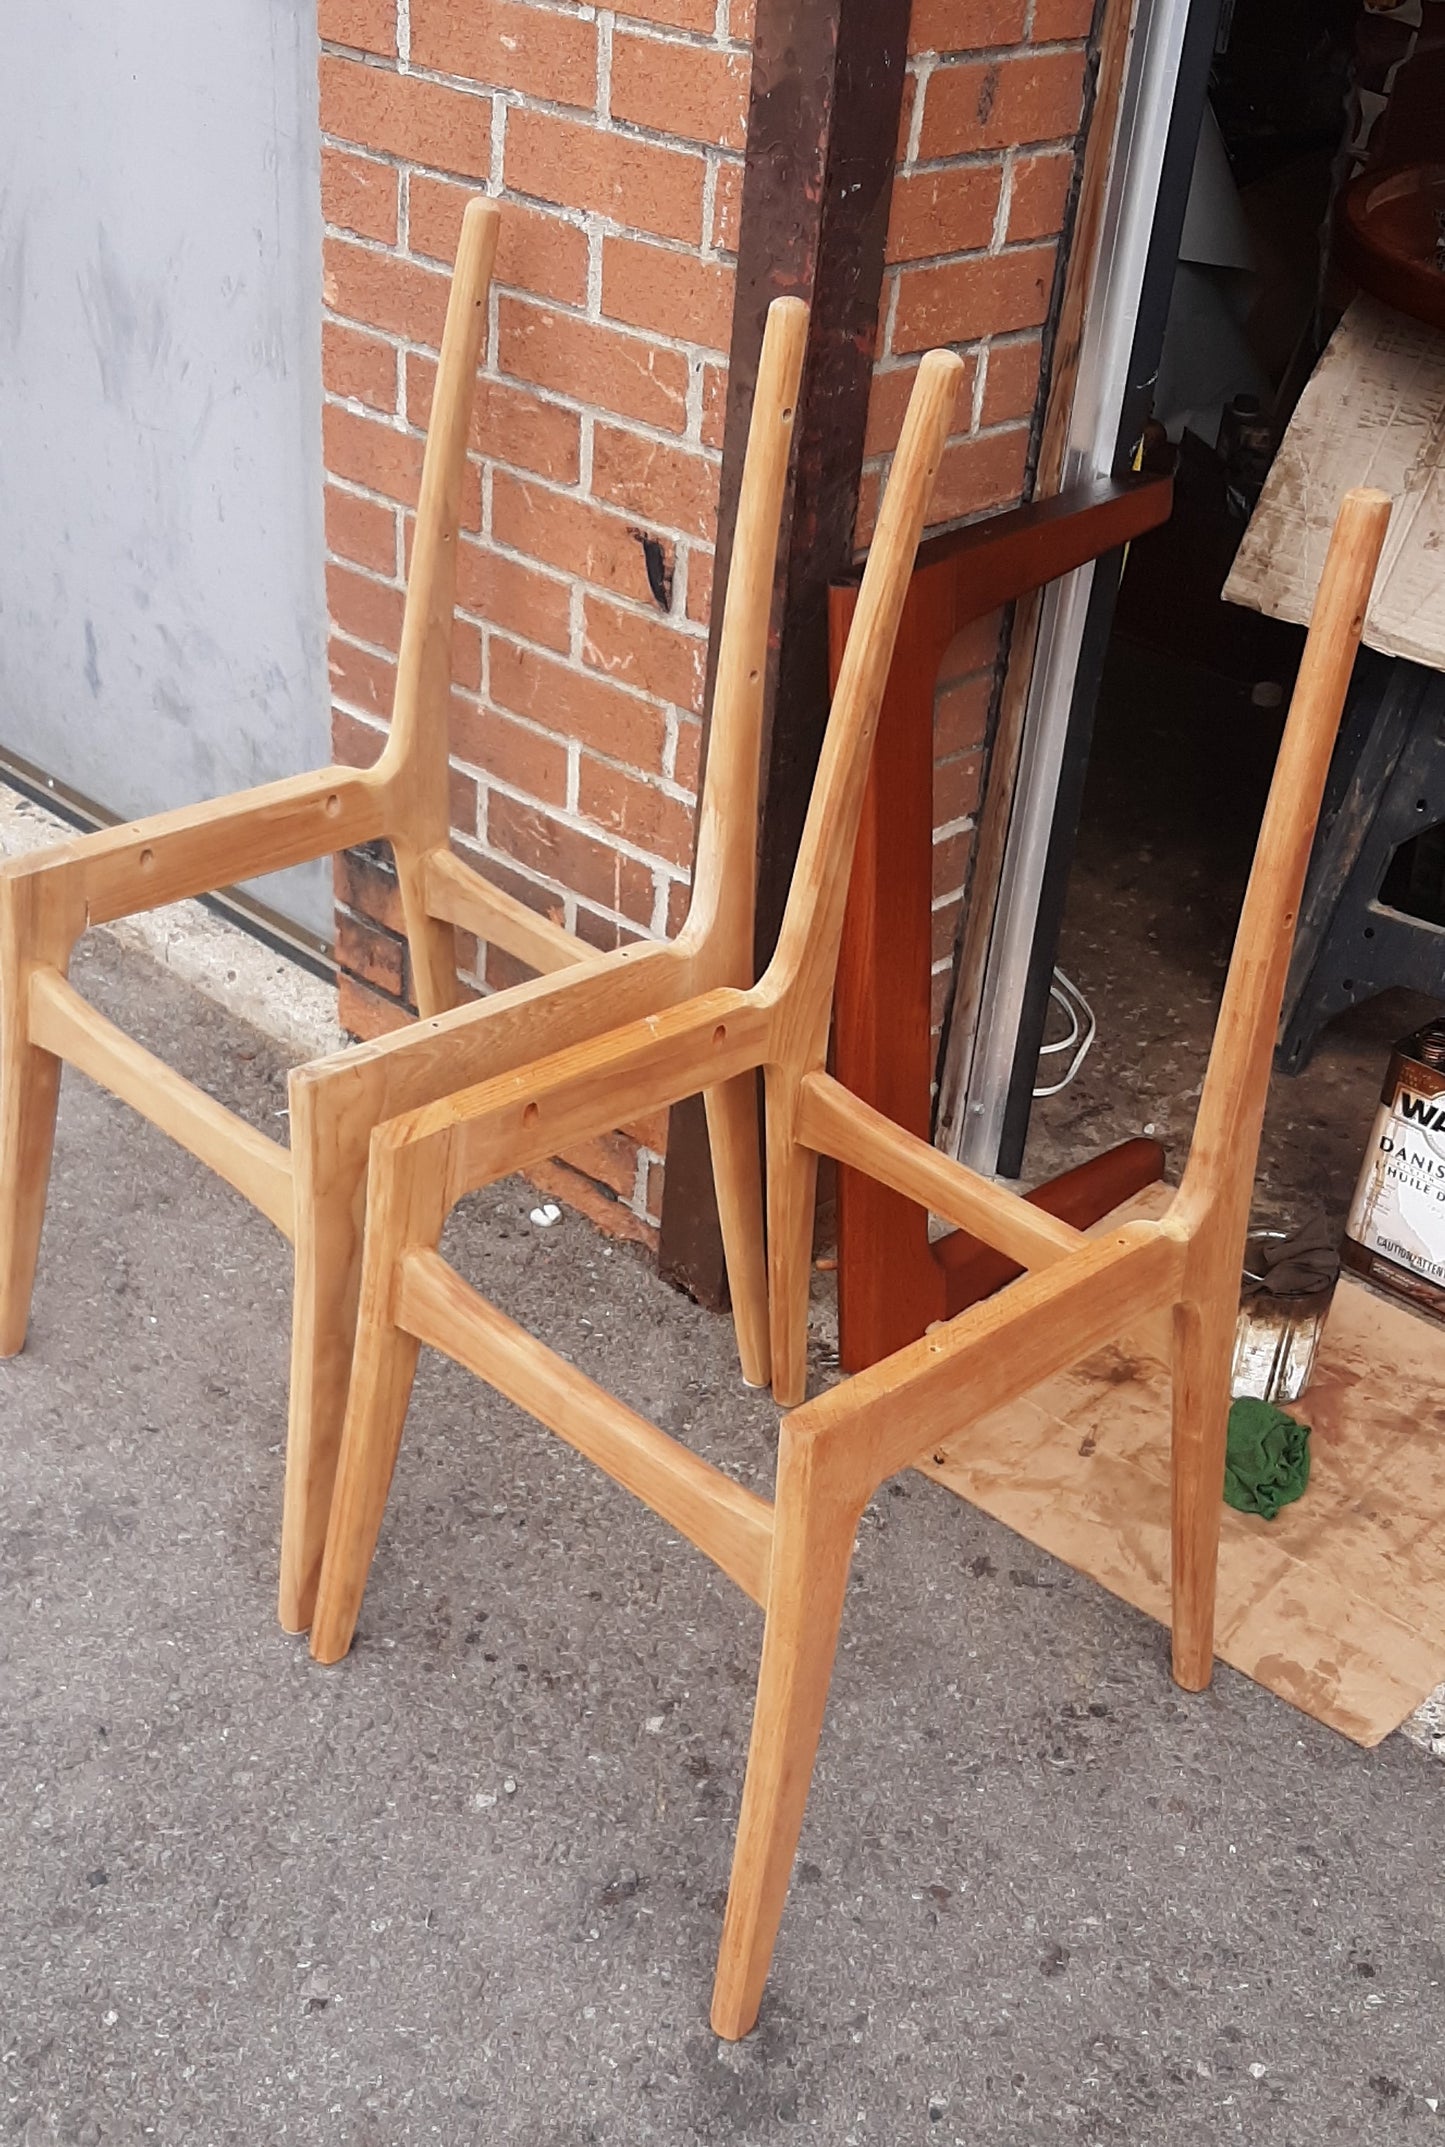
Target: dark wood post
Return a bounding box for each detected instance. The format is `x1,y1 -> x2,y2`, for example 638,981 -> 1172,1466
658,0 -> 913,1306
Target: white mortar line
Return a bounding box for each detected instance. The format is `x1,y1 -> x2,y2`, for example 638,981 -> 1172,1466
905,57 -> 933,168
596,9 -> 615,123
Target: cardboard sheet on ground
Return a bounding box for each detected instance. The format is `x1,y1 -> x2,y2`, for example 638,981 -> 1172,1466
1224,296 -> 1445,671
918,1192 -> 1445,1746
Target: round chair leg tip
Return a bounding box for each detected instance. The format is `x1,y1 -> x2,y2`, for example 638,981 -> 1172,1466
709,2000 -> 758,2042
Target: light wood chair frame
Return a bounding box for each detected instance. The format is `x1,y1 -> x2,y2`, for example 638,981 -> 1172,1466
0,196 -> 808,1633
310,448 -> 1388,2037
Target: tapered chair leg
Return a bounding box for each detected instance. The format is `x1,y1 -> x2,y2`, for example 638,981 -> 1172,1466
394,853 -> 463,1020
711,1424 -> 864,2039
1169,1286 -> 1237,1691
765,1073 -> 818,1410
307,1297 -> 426,1664
0,878 -> 69,1357
279,1075 -> 378,1632
309,1137 -> 452,1664
704,1073 -> 770,1389
0,1018 -> 62,1358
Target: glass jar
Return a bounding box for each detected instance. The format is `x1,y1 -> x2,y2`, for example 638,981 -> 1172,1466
1231,1228 -> 1338,1405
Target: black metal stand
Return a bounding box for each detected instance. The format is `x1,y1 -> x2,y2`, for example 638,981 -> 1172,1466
1277,651 -> 1445,1074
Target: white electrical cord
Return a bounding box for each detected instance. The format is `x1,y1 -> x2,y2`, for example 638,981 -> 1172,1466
1032,966 -> 1097,1097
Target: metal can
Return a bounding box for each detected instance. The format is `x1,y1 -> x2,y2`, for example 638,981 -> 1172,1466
1232,1228 -> 1337,1405
1341,1016 -> 1445,1322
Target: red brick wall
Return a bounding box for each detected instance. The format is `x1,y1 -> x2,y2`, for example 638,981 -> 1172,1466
318,0 -> 752,1239
863,0 -> 1093,1037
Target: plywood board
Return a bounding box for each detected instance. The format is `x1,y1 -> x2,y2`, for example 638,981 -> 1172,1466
1224,297 -> 1445,670
919,1198 -> 1445,1746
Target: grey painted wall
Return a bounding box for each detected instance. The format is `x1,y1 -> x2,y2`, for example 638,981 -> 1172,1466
0,0 -> 331,938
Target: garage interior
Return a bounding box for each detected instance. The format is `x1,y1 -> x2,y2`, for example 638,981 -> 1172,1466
1015,0 -> 1445,1245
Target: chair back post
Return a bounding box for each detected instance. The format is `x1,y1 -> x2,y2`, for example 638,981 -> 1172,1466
681,298 -> 808,983
762,349 -> 966,1063
379,197 -> 499,806
1174,487 -> 1391,1256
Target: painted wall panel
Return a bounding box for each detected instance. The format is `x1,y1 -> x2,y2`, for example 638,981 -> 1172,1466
0,0 -> 330,936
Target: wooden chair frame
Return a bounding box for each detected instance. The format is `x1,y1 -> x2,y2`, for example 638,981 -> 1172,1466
0,197 -> 809,1633
311,466 -> 1388,2036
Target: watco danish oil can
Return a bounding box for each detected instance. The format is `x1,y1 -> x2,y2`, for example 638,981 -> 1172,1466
1342,1017 -> 1445,1321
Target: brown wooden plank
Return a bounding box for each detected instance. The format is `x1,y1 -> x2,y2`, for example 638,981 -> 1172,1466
907,474 -> 1171,609
659,0 -> 913,1307
935,1136 -> 1165,1315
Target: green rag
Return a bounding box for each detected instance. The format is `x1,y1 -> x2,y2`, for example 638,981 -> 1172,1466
1224,1397 -> 1311,1520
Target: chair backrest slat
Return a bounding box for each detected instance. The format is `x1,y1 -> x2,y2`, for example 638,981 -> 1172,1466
1178,486 -> 1390,1235
764,350 -> 966,1057
385,198 -> 501,805
684,299 -> 808,977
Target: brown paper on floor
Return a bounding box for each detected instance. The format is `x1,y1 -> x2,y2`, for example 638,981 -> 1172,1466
1224,296 -> 1445,670
917,1192 -> 1445,1746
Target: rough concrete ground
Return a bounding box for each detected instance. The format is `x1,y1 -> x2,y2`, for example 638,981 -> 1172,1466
3,826 -> 1445,2141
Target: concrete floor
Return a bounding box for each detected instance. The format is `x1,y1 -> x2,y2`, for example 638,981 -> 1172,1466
5,900 -> 1445,2139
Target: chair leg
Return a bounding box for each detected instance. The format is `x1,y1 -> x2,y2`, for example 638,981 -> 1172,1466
307,1135 -> 450,1665
711,1424 -> 864,2039
0,1023 -> 62,1357
1169,1286 -> 1236,1691
765,1073 -> 817,1410
307,1295 -> 425,1664
279,1073 -> 376,1633
704,1073 -> 770,1389
395,854 -> 462,1021
0,880 -> 66,1357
